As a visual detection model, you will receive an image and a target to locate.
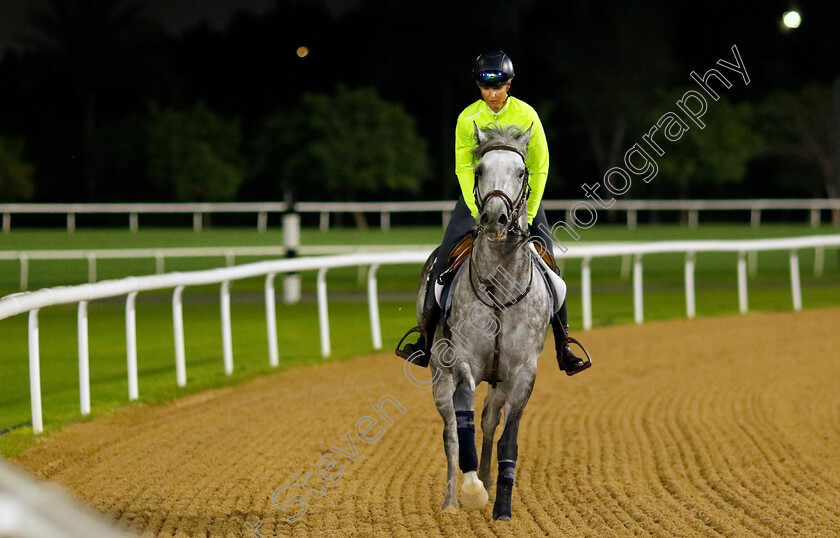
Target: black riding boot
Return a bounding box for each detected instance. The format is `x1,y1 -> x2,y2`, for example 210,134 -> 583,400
551,302 -> 591,376
395,272 -> 441,368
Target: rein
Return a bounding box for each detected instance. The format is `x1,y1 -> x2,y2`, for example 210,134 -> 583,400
467,238 -> 533,310
467,142 -> 537,385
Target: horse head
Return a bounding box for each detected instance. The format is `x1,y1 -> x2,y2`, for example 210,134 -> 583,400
472,123 -> 532,242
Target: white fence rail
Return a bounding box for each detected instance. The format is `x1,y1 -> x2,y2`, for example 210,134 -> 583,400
1,235 -> 839,435
2,199 -> 839,233
0,460 -> 134,537
0,244 -> 436,291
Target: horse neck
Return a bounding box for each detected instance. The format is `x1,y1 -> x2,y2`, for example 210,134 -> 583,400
472,232 -> 532,280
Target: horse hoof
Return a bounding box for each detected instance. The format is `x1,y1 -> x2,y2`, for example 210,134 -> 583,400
460,471 -> 489,510
441,504 -> 459,514
493,514 -> 511,521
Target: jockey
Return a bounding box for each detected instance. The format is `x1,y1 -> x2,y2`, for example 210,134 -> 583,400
396,50 -> 589,376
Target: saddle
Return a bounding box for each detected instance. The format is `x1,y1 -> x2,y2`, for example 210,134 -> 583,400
440,231 -> 556,279
436,232 -> 563,320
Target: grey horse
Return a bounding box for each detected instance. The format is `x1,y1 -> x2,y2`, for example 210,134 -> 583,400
413,124 -> 562,520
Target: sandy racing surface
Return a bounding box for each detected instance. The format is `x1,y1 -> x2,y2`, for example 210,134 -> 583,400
11,308 -> 840,537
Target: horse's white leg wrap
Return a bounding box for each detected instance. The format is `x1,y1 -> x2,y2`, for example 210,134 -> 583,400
460,470 -> 489,509
528,243 -> 566,313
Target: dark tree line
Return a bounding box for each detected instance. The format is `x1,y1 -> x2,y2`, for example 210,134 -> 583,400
0,0 -> 838,205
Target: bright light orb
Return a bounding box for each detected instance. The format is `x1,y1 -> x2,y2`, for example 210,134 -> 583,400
782,10 -> 801,29
296,46 -> 310,58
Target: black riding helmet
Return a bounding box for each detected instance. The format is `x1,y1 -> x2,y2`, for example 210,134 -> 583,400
472,50 -> 515,87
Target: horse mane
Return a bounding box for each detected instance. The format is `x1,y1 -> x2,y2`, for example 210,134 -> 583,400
472,124 -> 529,160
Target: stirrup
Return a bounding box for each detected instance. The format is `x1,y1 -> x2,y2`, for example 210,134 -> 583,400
563,336 -> 592,376
395,326 -> 428,363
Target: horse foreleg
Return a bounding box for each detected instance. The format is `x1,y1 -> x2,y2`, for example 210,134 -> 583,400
453,379 -> 488,510
433,373 -> 459,513
493,375 -> 535,521
478,386 -> 504,489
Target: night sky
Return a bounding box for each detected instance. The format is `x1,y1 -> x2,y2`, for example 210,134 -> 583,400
0,0 -> 282,54
0,0 -> 837,204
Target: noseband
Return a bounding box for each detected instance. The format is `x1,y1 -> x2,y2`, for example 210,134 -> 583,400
473,144 -> 531,235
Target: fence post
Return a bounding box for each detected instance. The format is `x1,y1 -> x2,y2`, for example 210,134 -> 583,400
265,273 -> 279,367
319,211 -> 329,232
627,209 -> 637,230
685,252 -> 696,319
193,212 -> 202,233
317,267 -> 331,358
3,212 -> 10,233
367,264 -> 382,350
129,212 -> 139,233
78,301 -> 90,415
789,250 -> 802,312
442,210 -> 451,229
67,213 -> 76,234
737,252 -> 748,314
814,246 -> 824,277
620,254 -> 632,281
125,292 -> 139,401
750,208 -> 761,228
810,208 -> 820,228
688,209 -> 699,229
87,253 -> 97,283
19,253 -> 28,291
257,211 -> 268,233
581,257 -> 592,330
283,213 -> 301,304
29,309 -> 43,434
633,254 -> 644,324
173,286 -> 186,387
380,211 -> 390,232
220,281 -> 233,375
747,251 -> 758,278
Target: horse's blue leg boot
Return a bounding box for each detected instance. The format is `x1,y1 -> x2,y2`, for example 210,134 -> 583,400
493,460 -> 515,520
455,410 -> 478,472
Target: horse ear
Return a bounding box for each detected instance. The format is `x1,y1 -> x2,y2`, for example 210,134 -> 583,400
520,123 -> 533,148
473,122 -> 488,145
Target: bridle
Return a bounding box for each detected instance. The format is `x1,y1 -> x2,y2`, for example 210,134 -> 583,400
473,144 -> 531,237
468,143 -> 534,312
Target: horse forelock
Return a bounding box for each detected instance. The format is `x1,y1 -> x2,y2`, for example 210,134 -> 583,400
472,124 -> 529,161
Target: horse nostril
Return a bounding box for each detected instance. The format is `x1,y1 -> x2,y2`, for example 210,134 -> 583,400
480,213 -> 489,225
497,214 -> 508,226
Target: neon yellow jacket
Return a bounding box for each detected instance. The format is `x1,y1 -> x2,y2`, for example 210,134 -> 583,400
455,95 -> 549,224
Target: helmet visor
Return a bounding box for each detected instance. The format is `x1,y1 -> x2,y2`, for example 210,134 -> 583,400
475,70 -> 510,86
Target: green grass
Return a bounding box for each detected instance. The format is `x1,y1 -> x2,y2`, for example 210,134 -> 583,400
1,223 -> 838,457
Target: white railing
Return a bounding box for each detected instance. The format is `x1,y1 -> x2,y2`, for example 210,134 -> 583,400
0,460 -> 134,537
0,244 -> 436,291
2,199 -> 839,233
1,235 -> 838,435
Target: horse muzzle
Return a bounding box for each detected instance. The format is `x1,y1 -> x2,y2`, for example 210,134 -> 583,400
479,211 -> 510,242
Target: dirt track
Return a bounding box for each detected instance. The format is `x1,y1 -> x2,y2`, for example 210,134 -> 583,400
12,308 -> 840,537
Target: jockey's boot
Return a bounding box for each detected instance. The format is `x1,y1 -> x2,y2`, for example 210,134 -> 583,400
395,272 -> 440,368
551,307 -> 591,376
